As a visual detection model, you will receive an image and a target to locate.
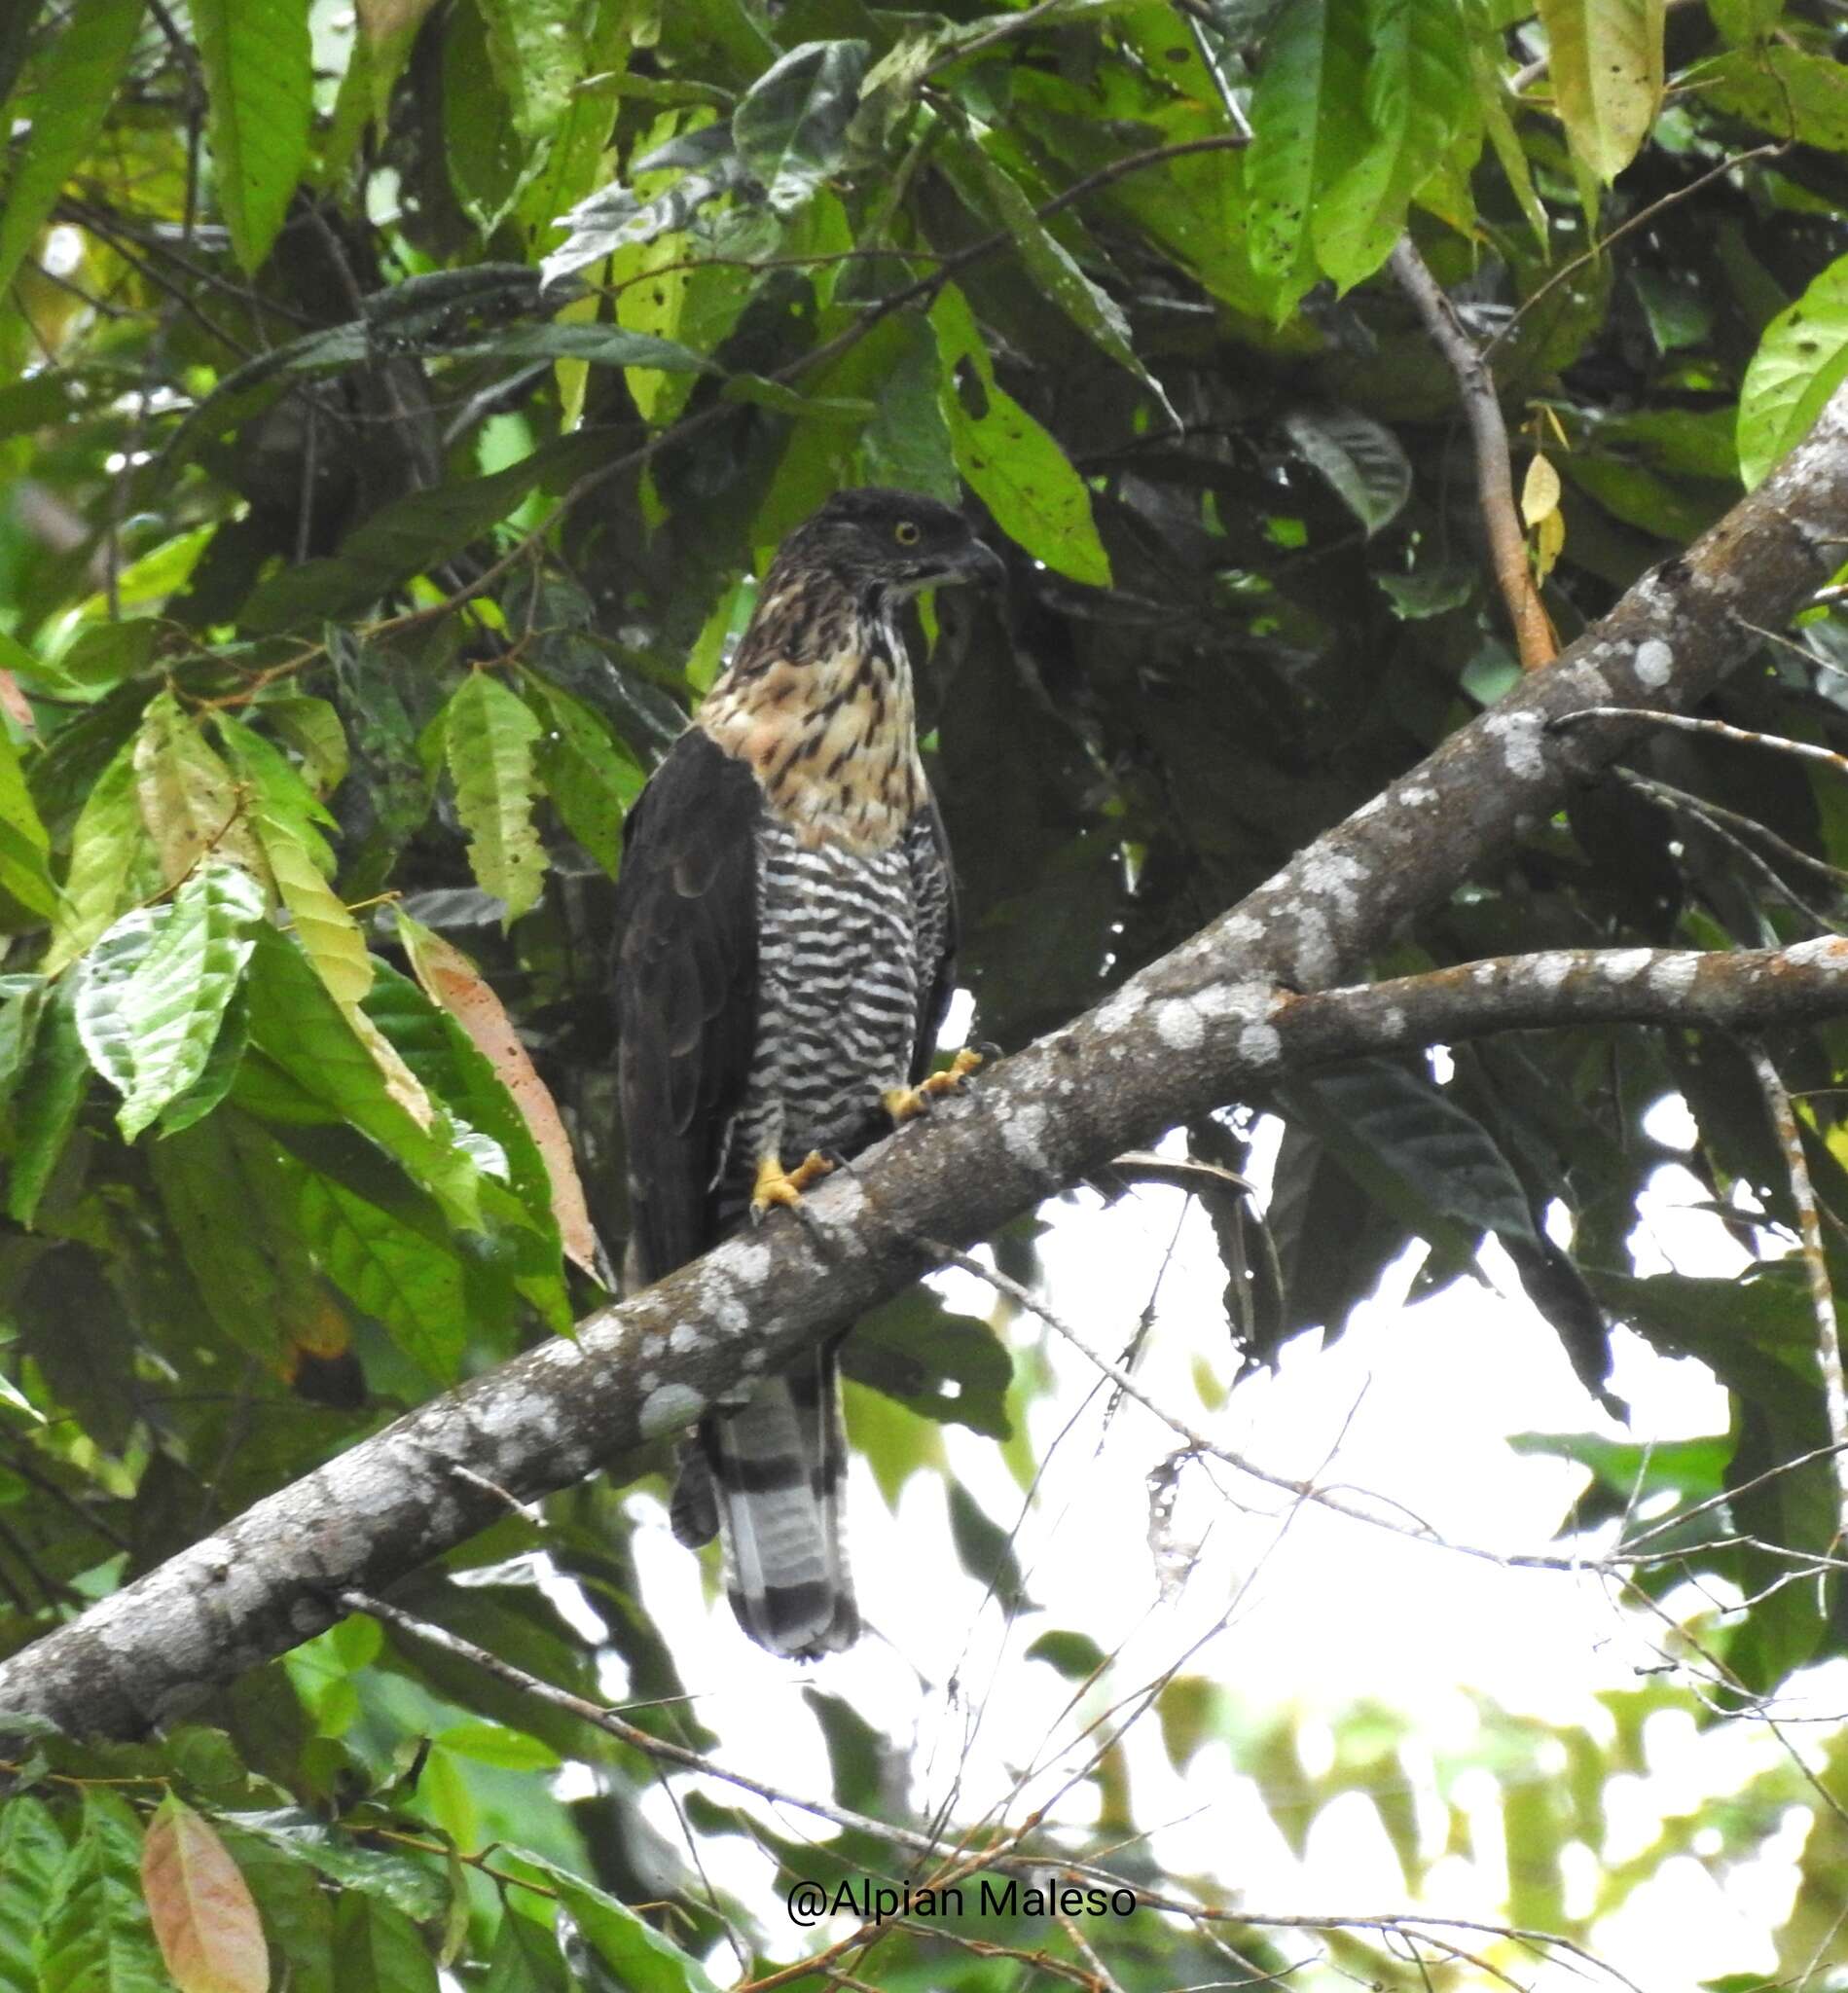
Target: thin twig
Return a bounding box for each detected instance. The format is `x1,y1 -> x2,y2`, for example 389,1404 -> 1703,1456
1746,1045 -> 1848,1534
1550,705 -> 1848,779
1388,237 -> 1553,670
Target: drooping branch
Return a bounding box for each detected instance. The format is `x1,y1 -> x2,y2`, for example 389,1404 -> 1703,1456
5,385 -> 1848,1741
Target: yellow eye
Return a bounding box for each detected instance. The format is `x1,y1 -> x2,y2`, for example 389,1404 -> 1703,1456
894,520 -> 921,545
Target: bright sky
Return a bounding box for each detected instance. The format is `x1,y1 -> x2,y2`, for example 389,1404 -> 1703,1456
596,1098 -> 1848,1993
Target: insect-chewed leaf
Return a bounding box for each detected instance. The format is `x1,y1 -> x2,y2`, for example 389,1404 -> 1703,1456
1536,0 -> 1664,184
444,672 -> 547,922
398,910 -> 603,1279
1739,251 -> 1848,489
929,282 -> 1111,587
74,863 -> 266,1141
133,692 -> 265,888
140,1794 -> 269,1993
733,39 -> 871,214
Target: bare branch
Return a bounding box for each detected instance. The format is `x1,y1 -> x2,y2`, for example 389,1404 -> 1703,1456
1389,236 -> 1553,670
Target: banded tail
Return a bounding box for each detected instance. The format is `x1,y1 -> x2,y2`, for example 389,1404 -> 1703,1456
670,1345 -> 858,1658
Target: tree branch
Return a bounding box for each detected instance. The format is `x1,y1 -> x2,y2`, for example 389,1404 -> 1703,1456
6,384 -> 1848,1740
1389,236 -> 1554,670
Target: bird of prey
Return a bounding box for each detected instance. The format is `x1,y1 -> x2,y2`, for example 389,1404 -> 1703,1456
611,488 -> 1003,1659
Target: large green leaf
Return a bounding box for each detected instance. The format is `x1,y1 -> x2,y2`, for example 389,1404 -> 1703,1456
1739,252 -> 1848,489
1703,45 -> 1848,151
444,672 -> 547,921
35,1791 -> 164,1993
0,0 -> 146,308
495,1851 -> 721,1993
192,0 -> 313,272
732,39 -> 870,214
1314,0 -> 1473,289
1245,0 -> 1369,300
1536,0 -> 1665,182
1281,406 -> 1412,534
929,282 -> 1110,587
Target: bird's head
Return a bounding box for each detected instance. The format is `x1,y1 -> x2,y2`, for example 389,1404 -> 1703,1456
774,488 -> 1005,604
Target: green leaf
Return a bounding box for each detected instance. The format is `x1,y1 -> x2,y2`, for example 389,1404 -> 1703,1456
476,0 -> 584,143
963,138 -> 1178,426
1281,406 -> 1412,534
331,1891 -> 439,1993
295,1163 -> 468,1381
445,672 -> 547,921
192,0 -> 314,272
215,712 -> 338,875
482,1913 -> 571,1993
1702,46 -> 1848,150
1274,1059 -> 1540,1265
1246,0 -> 1369,298
1314,0 -> 1473,290
496,1851 -> 722,1993
0,1795 -> 67,1993
35,1790 -> 164,1993
1706,0 -> 1782,38
732,39 -> 870,214
73,863 -> 265,1141
261,697 -> 348,796
240,925 -> 483,1230
432,1722 -> 561,1770
929,282 -> 1110,588
842,1287 -> 1014,1437
240,439 -> 597,633
8,975 -> 89,1225
223,1815 -> 447,1926
0,728 -> 54,918
859,310 -> 959,504
44,739 -> 144,972
521,670 -> 643,877
0,0 -> 147,306
1738,252 -> 1848,489
1536,0 -> 1665,183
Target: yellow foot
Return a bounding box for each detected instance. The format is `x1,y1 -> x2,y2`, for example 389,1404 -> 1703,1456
883,1047 -> 986,1126
751,1149 -> 834,1218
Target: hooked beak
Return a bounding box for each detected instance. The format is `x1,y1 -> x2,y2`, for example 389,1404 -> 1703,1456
954,534 -> 1006,589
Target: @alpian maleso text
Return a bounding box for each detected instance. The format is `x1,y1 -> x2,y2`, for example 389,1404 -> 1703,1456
785,1878 -> 1139,1926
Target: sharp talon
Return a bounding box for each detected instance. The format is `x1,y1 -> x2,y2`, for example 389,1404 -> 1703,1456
750,1149 -> 835,1218
884,1048 -> 986,1126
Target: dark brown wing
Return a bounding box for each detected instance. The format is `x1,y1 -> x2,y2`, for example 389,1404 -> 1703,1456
611,729 -> 761,1285
905,791 -> 960,1087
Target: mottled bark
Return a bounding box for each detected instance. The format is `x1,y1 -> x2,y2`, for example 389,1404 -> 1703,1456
6,386 -> 1848,1740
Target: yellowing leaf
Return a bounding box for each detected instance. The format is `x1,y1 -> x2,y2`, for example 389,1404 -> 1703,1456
1521,453 -> 1563,525
133,691 -> 265,888
1537,0 -> 1666,183
255,812 -> 372,1009
398,911 -> 604,1279
1738,251 -> 1848,488
140,1794 -> 269,1993
1534,505 -> 1567,585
